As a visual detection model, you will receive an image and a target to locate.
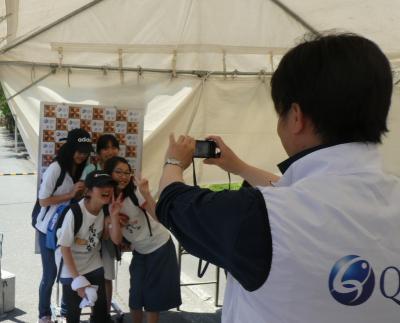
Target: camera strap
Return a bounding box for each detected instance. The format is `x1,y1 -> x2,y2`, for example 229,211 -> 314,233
192,157 -> 197,186
191,158 -> 209,278
191,158 -> 232,278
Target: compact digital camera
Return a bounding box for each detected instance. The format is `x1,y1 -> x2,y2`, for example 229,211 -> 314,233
193,140 -> 218,158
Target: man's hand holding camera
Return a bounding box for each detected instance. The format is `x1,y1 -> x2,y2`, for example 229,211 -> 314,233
163,133 -> 247,176
159,134 -> 195,193
159,133 -> 279,191
165,134 -> 196,170
203,135 -> 246,175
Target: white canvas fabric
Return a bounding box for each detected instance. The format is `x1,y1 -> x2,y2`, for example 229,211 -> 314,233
0,64 -> 200,165
142,77 -> 289,190
379,87 -> 400,176
0,0 -> 399,191
222,143 -> 400,323
1,1 -> 400,66
142,77 -> 400,191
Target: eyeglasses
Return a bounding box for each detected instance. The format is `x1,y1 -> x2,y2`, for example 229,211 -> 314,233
113,169 -> 132,177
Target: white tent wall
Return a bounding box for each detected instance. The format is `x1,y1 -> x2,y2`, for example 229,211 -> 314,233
0,0 -> 307,70
144,86 -> 194,139
280,0 -> 400,54
0,0 -> 399,191
142,81 -> 203,192
0,64 -> 200,164
3,0 -> 92,42
2,0 -> 400,68
143,76 -> 400,193
142,76 -> 288,191
380,87 -> 400,176
185,77 -> 287,183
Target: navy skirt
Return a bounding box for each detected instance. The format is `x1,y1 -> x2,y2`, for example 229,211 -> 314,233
129,238 -> 182,311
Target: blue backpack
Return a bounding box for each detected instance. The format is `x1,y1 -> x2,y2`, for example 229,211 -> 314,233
46,202 -> 83,250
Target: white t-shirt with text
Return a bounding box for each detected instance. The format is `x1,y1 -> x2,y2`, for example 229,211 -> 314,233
121,194 -> 170,254
56,199 -> 104,278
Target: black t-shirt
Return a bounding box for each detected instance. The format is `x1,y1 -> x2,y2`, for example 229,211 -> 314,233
156,182 -> 272,291
155,145 -> 335,292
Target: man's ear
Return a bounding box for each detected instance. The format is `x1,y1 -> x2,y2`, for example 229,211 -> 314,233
290,103 -> 306,134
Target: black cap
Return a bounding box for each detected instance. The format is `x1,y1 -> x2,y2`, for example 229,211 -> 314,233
66,128 -> 93,154
85,170 -> 117,189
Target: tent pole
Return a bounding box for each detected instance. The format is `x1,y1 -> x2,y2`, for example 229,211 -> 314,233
0,0 -> 105,54
4,68 -> 56,103
269,0 -> 321,36
0,60 -> 272,77
0,60 -> 398,84
0,13 -> 12,24
13,114 -> 17,153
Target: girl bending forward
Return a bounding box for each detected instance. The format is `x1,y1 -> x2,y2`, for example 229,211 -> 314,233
104,156 -> 181,323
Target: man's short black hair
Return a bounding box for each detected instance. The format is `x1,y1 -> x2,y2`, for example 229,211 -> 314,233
271,33 -> 393,144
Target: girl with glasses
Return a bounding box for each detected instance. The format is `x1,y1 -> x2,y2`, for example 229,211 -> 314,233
104,156 -> 181,323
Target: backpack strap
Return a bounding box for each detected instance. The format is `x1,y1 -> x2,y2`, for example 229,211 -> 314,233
128,192 -> 153,237
102,204 -> 109,216
37,168 -> 67,224
50,166 -> 67,203
56,202 -> 83,282
128,191 -> 139,207
55,168 -> 66,192
70,203 -> 83,236
102,204 -> 124,262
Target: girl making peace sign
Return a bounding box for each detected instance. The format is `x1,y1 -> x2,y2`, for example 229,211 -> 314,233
104,156 -> 181,323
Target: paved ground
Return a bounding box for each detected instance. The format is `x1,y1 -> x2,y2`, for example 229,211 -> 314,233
0,127 -> 224,322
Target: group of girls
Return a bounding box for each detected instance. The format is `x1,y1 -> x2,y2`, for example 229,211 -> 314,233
35,128 -> 181,323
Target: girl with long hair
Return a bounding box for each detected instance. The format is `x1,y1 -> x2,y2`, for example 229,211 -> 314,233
35,128 -> 92,323
104,156 -> 181,323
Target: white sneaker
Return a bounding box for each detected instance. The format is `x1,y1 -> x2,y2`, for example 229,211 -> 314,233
38,316 -> 54,323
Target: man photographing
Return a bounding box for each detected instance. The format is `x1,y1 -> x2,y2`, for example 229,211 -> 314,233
156,34 -> 400,323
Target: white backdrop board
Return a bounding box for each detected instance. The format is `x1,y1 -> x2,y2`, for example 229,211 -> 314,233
38,101 -> 144,185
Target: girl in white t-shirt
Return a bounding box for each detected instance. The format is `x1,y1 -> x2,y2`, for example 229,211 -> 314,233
80,134 -> 120,318
81,134 -> 119,179
104,156 -> 181,323
57,170 -> 123,323
36,128 -> 92,323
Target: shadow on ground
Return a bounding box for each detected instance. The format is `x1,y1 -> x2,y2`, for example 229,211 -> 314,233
1,154 -> 29,159
1,308 -> 27,323
111,309 -> 222,323
160,310 -> 222,322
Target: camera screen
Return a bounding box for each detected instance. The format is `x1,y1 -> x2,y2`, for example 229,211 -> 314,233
194,140 -> 217,158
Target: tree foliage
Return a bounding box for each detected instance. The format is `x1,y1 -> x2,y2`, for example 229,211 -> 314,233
0,85 -> 14,131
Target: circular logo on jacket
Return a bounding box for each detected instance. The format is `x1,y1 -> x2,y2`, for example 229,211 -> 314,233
329,255 -> 375,305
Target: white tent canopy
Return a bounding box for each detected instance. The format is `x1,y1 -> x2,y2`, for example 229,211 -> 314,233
0,0 -> 399,190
